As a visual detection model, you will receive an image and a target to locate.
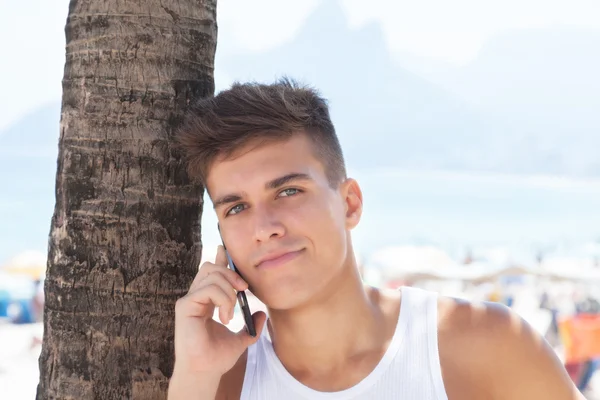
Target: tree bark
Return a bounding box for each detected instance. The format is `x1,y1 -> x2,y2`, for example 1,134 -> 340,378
37,1 -> 216,398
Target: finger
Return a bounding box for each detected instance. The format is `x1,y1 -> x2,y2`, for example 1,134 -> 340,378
194,272 -> 243,324
177,284 -> 236,320
234,311 -> 267,347
196,272 -> 237,304
190,265 -> 248,293
215,245 -> 228,268
187,263 -> 212,294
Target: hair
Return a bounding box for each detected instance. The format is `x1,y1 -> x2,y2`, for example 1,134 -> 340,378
176,77 -> 346,187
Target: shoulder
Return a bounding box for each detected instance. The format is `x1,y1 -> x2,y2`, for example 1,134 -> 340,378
437,295 -> 513,345
436,295 -> 522,372
437,295 -> 583,400
215,350 -> 247,400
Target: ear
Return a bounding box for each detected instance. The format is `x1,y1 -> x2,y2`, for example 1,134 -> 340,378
341,178 -> 363,230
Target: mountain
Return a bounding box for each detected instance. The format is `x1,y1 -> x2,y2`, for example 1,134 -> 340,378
394,27 -> 600,176
0,102 -> 60,263
2,1 -> 600,261
216,2 -> 600,176
216,1 -> 508,172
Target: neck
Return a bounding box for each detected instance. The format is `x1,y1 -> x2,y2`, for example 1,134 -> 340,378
266,255 -> 388,376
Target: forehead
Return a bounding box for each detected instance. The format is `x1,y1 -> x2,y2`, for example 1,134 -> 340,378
205,135 -> 326,194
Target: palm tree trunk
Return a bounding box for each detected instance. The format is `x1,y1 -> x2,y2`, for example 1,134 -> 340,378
37,1 -> 216,398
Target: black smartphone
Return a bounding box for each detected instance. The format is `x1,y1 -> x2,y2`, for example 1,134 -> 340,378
217,224 -> 256,337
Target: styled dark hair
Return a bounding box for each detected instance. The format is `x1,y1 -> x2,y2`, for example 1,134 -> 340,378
177,78 -> 346,187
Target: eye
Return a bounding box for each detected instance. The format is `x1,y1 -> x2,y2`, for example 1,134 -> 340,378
278,188 -> 301,198
226,203 -> 246,216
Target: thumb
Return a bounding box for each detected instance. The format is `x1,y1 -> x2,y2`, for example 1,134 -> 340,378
235,311 -> 267,347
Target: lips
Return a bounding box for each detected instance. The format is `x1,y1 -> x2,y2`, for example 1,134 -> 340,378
256,249 -> 304,270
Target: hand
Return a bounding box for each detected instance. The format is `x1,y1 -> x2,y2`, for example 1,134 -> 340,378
173,245 -> 267,377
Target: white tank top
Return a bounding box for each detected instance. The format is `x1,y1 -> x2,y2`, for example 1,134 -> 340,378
240,286 -> 448,400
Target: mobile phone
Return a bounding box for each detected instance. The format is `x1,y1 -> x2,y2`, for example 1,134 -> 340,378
217,224 -> 256,337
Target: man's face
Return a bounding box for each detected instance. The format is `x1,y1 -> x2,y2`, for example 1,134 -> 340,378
206,134 -> 363,310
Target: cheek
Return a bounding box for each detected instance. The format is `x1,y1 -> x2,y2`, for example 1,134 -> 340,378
319,197 -> 349,262
286,194 -> 344,233
223,224 -> 255,272
290,195 -> 347,256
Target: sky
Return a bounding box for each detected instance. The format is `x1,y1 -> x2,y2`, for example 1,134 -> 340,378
1,0 -> 599,132
1,0 -> 600,264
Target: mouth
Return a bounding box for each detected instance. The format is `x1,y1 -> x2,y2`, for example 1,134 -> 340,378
256,249 -> 304,270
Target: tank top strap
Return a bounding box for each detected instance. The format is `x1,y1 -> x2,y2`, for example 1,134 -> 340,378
400,286 -> 448,400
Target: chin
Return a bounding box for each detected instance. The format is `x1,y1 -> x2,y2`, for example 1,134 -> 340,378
253,289 -> 310,312
250,254 -> 347,311
252,277 -> 331,312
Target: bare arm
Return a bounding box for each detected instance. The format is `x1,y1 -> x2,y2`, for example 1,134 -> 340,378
168,350 -> 247,400
168,368 -> 221,400
480,303 -> 584,400
438,298 -> 585,400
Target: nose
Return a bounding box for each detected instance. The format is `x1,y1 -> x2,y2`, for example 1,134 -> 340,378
252,204 -> 285,243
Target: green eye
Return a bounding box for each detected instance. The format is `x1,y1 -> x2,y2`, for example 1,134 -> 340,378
278,188 -> 300,197
226,204 -> 245,216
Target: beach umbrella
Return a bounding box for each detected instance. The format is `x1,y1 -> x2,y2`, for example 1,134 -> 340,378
368,245 -> 456,281
1,250 -> 47,280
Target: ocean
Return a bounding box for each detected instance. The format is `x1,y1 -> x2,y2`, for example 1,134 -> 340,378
2,168 -> 600,265
199,168 -> 600,263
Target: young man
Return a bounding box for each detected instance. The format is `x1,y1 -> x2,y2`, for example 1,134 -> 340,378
168,79 -> 584,399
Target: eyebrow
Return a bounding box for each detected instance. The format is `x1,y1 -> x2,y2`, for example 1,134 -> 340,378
266,172 -> 311,190
212,172 -> 312,210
